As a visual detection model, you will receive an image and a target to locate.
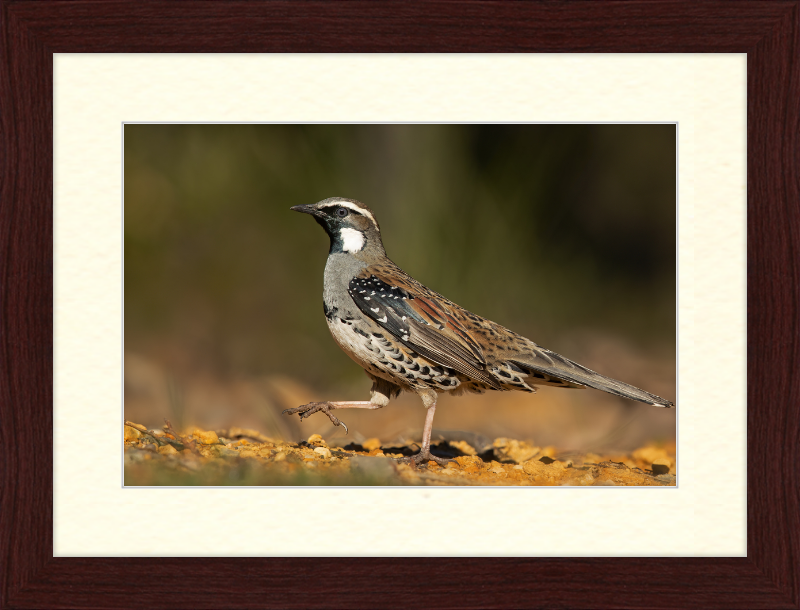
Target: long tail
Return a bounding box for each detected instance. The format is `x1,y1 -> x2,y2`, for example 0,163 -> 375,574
508,345 -> 674,408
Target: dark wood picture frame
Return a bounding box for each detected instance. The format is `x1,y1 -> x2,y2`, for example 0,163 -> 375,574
2,2 -> 798,608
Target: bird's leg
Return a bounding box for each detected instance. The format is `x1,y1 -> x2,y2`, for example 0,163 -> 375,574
400,399 -> 455,467
282,401 -> 384,434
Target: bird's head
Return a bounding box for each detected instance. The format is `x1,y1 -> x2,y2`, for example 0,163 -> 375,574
291,197 -> 386,258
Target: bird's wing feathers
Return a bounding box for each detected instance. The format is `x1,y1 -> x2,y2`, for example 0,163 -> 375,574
348,266 -> 671,407
347,271 -> 501,389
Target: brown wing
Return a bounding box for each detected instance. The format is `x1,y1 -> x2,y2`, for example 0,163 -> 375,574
347,270 -> 501,389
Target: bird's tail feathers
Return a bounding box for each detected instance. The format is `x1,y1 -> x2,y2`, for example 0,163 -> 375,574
509,349 -> 674,408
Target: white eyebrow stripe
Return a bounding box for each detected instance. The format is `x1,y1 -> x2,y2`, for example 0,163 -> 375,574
317,200 -> 378,228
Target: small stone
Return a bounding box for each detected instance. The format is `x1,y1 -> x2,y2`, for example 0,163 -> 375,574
450,440 -> 477,456
632,445 -> 675,475
568,472 -> 595,486
493,438 -> 540,463
197,446 -> 216,458
239,449 -> 257,458
192,430 -> 220,445
651,458 -> 671,475
523,459 -> 549,476
307,433 -> 325,445
215,446 -> 239,458
488,460 -> 505,474
314,446 -> 332,459
362,438 -> 382,451
124,426 -> 142,442
273,451 -> 286,462
455,455 -> 484,469
157,444 -> 178,456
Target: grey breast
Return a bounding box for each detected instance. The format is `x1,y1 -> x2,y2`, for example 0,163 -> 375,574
323,253 -> 366,314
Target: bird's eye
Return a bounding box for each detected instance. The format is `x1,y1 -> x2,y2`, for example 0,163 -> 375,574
335,207 -> 349,218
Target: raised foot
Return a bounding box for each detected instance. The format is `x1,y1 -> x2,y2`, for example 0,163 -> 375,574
398,449 -> 456,468
282,402 -> 348,434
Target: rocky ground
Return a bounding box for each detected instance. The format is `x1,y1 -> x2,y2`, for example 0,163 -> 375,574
124,420 -> 676,486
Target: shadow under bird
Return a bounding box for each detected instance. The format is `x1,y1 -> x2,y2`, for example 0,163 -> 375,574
284,197 -> 674,465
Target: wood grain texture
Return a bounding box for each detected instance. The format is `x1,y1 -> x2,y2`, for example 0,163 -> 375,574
1,1 -> 797,608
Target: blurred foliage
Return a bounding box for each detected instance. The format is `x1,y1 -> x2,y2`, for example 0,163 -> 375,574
124,124 -> 675,395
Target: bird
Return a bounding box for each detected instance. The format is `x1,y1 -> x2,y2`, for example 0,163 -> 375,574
284,197 -> 674,466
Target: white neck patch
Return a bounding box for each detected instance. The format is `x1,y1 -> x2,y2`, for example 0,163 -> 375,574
340,228 -> 365,253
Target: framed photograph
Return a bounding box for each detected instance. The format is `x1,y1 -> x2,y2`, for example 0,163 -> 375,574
122,122 -> 677,487
2,2 -> 796,608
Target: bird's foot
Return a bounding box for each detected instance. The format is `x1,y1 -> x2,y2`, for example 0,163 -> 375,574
282,402 -> 348,434
398,448 -> 456,468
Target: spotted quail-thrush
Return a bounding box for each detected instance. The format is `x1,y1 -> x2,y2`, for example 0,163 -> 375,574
284,197 -> 674,466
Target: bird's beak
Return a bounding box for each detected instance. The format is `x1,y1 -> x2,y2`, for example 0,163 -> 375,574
290,204 -> 324,218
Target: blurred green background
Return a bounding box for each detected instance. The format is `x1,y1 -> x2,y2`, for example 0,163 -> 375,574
124,124 -> 676,452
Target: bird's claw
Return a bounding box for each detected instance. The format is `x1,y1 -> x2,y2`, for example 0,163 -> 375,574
398,449 -> 455,468
282,402 -> 349,434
